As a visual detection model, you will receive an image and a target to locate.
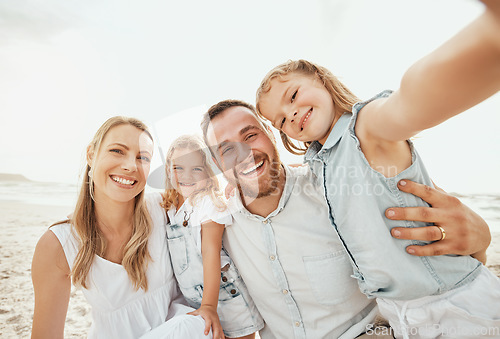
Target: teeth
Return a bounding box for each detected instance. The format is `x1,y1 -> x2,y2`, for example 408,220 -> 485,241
301,109 -> 312,131
180,183 -> 195,187
242,160 -> 264,175
112,176 -> 135,185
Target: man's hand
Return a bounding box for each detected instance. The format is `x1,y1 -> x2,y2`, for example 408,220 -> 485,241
386,179 -> 490,264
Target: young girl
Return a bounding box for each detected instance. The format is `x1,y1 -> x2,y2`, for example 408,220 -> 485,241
31,117 -> 209,339
162,134 -> 264,339
255,2 -> 500,338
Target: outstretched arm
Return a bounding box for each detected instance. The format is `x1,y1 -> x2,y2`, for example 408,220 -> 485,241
363,0 -> 500,142
386,180 -> 490,264
31,230 -> 71,339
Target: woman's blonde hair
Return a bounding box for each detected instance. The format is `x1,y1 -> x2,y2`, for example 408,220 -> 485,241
162,134 -> 226,212
256,59 -> 360,155
63,116 -> 153,291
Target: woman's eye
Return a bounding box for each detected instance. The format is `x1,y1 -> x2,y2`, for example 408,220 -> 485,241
222,147 -> 233,155
280,118 -> 286,129
138,155 -> 151,162
291,90 -> 297,102
110,149 -> 123,154
193,167 -> 203,172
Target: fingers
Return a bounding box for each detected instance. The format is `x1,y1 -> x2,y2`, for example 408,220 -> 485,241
386,206 -> 434,223
391,225 -> 443,242
224,183 -> 236,199
395,179 -> 461,208
212,324 -> 224,339
204,319 -> 211,336
404,242 -> 449,256
430,180 -> 446,194
395,180 -> 439,205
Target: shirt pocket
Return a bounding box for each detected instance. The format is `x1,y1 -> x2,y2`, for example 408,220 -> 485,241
167,236 -> 188,276
303,250 -> 358,305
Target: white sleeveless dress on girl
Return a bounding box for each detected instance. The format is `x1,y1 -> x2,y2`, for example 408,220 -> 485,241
50,193 -> 211,339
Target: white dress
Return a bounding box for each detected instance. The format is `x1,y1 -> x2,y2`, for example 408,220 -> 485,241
51,193 -> 210,339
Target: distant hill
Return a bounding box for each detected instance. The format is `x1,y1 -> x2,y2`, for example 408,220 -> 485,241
0,173 -> 32,182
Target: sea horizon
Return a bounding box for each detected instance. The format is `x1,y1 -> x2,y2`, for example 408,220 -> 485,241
1,173 -> 499,233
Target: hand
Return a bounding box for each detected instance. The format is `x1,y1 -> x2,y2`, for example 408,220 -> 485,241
188,304 -> 225,339
225,183 -> 236,199
386,179 -> 491,263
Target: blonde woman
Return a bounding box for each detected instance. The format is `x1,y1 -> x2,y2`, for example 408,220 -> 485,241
31,117 -> 211,339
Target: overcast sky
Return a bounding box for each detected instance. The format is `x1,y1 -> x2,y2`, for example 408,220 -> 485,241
1,0 -> 498,194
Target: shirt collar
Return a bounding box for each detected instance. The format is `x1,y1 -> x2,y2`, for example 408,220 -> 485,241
304,113 -> 352,161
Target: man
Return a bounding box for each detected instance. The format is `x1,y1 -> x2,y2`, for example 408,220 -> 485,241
200,99 -> 491,338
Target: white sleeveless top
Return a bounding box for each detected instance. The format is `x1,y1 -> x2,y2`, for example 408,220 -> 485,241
51,193 -> 192,339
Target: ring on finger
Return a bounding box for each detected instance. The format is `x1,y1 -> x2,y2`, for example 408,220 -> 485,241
437,226 -> 446,241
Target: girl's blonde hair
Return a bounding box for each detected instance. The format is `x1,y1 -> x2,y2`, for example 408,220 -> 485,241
256,59 -> 360,155
58,116 -> 154,291
162,134 -> 226,212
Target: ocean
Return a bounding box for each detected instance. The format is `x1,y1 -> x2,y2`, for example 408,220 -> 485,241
1,180 -> 499,233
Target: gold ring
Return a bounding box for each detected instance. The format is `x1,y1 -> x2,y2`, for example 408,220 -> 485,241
437,226 -> 446,241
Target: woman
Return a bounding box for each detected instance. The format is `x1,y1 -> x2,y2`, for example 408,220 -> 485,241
31,116 -> 210,338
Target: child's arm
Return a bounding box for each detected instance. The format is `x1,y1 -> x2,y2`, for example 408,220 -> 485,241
31,231 -> 71,338
188,220 -> 225,339
360,1 -> 500,142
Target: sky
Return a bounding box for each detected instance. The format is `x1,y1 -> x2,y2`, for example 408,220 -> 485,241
1,0 -> 499,194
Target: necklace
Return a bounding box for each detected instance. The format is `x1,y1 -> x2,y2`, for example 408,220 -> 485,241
183,209 -> 193,227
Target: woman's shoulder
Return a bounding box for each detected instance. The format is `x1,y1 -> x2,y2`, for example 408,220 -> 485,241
33,228 -> 71,274
49,221 -> 73,242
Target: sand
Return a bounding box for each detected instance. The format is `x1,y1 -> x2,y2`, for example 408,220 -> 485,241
1,200 -> 499,338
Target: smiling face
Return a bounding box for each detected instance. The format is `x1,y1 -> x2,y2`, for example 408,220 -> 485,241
168,147 -> 209,199
258,72 -> 336,145
205,105 -> 282,199
88,124 -> 154,205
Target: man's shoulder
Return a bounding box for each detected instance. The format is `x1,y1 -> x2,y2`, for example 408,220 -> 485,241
284,164 -> 315,185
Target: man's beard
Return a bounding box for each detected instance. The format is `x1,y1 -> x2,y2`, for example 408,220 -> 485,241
233,148 -> 282,200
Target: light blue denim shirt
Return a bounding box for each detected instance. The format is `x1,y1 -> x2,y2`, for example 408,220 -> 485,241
223,165 -> 377,339
304,90 -> 482,300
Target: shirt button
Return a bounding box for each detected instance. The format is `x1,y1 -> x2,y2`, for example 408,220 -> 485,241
282,289 -> 288,295
263,220 -> 268,224
221,276 -> 228,282
230,289 -> 237,294
269,255 -> 276,261
295,321 -> 301,327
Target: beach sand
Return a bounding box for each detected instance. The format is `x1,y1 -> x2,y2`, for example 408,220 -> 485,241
1,200 -> 499,338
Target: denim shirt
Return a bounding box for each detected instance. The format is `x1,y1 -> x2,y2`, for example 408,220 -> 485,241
223,165 -> 377,339
304,90 -> 482,300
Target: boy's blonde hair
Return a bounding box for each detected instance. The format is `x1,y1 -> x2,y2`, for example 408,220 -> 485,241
256,59 -> 360,155
53,116 -> 154,291
162,134 -> 226,212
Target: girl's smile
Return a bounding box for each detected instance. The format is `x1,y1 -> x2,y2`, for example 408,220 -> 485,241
169,148 -> 209,199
